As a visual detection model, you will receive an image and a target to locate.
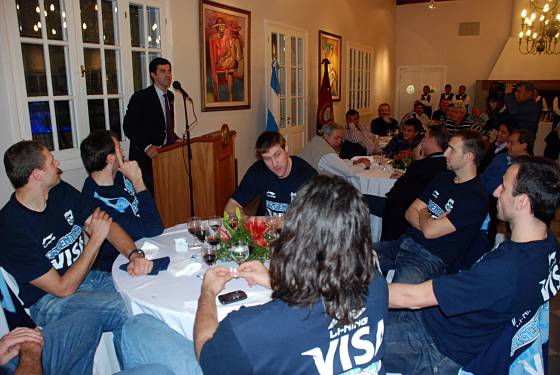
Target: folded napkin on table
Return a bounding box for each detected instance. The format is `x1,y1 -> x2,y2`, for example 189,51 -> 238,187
140,241 -> 160,259
168,256 -> 202,277
119,256 -> 170,275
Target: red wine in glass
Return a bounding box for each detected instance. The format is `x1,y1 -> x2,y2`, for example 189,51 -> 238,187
195,229 -> 207,242
203,252 -> 217,265
207,238 -> 220,246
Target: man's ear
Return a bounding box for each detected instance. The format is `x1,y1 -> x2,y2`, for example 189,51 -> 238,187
30,168 -> 43,182
516,193 -> 531,212
284,142 -> 289,154
106,153 -> 116,167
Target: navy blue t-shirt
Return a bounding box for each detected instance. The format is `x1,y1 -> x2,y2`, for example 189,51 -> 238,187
0,181 -> 94,307
82,172 -> 163,271
200,270 -> 388,374
231,156 -> 317,216
406,171 -> 488,272
424,232 -> 559,365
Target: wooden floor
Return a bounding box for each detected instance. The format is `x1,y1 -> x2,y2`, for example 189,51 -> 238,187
549,210 -> 560,374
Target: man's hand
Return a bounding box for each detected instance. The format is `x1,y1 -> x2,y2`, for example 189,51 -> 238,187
84,208 -> 112,244
145,145 -> 159,158
127,255 -> 153,276
201,267 -> 233,297
237,261 -> 271,289
413,143 -> 424,160
117,153 -> 147,192
0,328 -> 43,365
352,158 -> 371,167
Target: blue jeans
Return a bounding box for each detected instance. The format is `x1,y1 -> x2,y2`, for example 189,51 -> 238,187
384,310 -> 461,374
120,314 -> 203,375
2,311 -> 103,375
374,235 -> 445,284
29,270 -> 129,363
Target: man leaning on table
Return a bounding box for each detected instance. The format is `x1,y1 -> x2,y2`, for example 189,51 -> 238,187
374,129 -> 488,283
0,140 -> 153,363
80,129 -> 164,272
383,156 -> 560,374
299,122 -> 371,177
225,131 -> 317,217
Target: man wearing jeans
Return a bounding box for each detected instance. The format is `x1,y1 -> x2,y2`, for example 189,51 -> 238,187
374,130 -> 488,283
0,140 -> 153,362
384,157 -> 559,373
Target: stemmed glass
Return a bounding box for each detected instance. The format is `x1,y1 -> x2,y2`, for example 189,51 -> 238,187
229,240 -> 249,265
202,244 -> 217,266
187,217 -> 202,248
206,216 -> 222,246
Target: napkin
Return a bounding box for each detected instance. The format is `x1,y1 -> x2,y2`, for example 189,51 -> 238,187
174,237 -> 189,253
119,256 -> 170,275
168,256 -> 202,277
140,241 -> 159,259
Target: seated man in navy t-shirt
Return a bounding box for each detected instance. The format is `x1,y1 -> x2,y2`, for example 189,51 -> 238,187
225,131 -> 317,217
80,130 -> 164,271
374,129 -> 489,283
384,156 -> 560,374
195,175 -> 387,374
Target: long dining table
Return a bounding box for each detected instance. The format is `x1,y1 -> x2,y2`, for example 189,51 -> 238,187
112,224 -> 272,340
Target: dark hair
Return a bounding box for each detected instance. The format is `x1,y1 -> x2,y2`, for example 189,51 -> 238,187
255,131 -> 286,155
511,156 -> 560,224
80,130 -> 118,174
498,121 -> 515,134
511,130 -> 535,155
404,117 -> 423,133
346,109 -> 359,118
452,129 -> 486,165
149,57 -> 171,75
270,175 -> 377,325
515,81 -> 535,92
427,125 -> 449,150
423,85 -> 430,90
4,141 -> 46,188
459,85 -> 466,90
413,100 -> 424,108
445,84 -> 452,89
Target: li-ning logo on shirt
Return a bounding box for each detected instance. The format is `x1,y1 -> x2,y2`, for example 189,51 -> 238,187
432,190 -> 440,199
266,191 -> 276,199
64,210 -> 74,225
444,199 -> 455,212
42,233 -> 56,248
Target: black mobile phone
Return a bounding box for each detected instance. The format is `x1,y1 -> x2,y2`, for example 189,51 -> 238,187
218,290 -> 247,305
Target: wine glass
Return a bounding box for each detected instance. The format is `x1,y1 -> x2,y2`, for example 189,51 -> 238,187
206,216 -> 222,246
229,240 -> 249,265
187,217 -> 202,248
194,220 -> 208,244
202,244 -> 217,266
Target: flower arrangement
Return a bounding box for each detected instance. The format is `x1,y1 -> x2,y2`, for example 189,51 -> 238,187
217,208 -> 272,262
391,149 -> 414,170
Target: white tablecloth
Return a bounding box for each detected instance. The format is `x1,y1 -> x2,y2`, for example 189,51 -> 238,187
348,168 -> 397,242
112,224 -> 272,340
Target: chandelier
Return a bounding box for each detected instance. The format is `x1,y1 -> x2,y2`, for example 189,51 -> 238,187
518,0 -> 560,54
428,0 -> 436,10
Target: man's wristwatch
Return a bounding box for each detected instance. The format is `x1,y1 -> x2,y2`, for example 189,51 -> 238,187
128,248 -> 145,260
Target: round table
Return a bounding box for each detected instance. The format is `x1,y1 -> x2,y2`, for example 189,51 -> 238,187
112,224 -> 272,340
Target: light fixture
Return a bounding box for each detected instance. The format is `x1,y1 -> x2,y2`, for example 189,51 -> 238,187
519,0 -> 560,54
428,0 -> 436,10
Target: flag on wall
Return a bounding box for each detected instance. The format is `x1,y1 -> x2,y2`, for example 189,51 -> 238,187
317,58 -> 334,133
266,59 -> 280,132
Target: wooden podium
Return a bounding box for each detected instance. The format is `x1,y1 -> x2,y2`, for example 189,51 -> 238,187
152,128 -> 236,228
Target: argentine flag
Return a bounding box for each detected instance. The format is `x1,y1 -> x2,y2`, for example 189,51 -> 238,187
266,59 -> 280,132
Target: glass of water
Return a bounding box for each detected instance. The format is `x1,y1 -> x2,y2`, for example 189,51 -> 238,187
229,240 -> 249,265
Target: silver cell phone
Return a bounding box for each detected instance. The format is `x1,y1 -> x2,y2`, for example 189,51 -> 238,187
218,290 -> 247,305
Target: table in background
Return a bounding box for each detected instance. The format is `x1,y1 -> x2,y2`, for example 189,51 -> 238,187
348,167 -> 397,242
112,224 -> 271,340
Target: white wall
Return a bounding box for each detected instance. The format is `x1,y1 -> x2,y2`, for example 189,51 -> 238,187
395,0 -> 514,104
0,0 -> 395,206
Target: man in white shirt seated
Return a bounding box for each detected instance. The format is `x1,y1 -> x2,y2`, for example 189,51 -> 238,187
300,123 -> 370,177
401,101 -> 432,131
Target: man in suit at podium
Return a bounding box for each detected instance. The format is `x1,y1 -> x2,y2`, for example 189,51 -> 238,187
123,57 -> 179,195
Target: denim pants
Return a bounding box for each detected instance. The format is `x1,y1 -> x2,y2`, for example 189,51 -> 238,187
384,310 -> 461,374
374,235 -> 446,284
2,311 -> 103,375
29,270 -> 129,363
120,314 -> 203,375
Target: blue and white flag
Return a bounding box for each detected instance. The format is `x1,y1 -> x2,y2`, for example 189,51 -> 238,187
266,59 -> 280,132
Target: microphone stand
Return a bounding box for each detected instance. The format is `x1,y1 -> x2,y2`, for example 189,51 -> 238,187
178,94 -> 195,217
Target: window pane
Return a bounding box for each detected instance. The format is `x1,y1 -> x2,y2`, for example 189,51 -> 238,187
297,38 -> 303,68
84,48 -> 102,94
54,100 -> 73,149
105,49 -> 119,94
102,0 -> 117,45
297,69 -> 303,95
87,99 -> 105,132
129,4 -> 144,48
290,68 -> 296,96
278,34 -> 285,66
290,36 -> 296,66
146,7 -> 161,48
132,51 -> 146,91
29,101 -> 54,150
80,0 -> 99,44
22,43 -> 47,97
16,0 -> 42,39
49,45 -> 68,95
271,33 -> 278,61
280,98 -> 286,128
279,66 -> 285,96
148,52 -> 160,63
298,97 -> 303,125
291,98 -> 296,126
46,0 -> 65,41
108,98 -> 121,139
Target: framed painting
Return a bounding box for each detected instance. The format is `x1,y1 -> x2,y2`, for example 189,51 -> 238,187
319,30 -> 341,102
200,0 -> 250,111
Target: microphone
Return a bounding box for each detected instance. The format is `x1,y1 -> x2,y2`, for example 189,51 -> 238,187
172,81 -> 193,102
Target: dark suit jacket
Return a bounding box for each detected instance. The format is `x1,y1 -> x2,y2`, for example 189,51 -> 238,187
380,152 -> 447,241
123,85 -> 177,177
